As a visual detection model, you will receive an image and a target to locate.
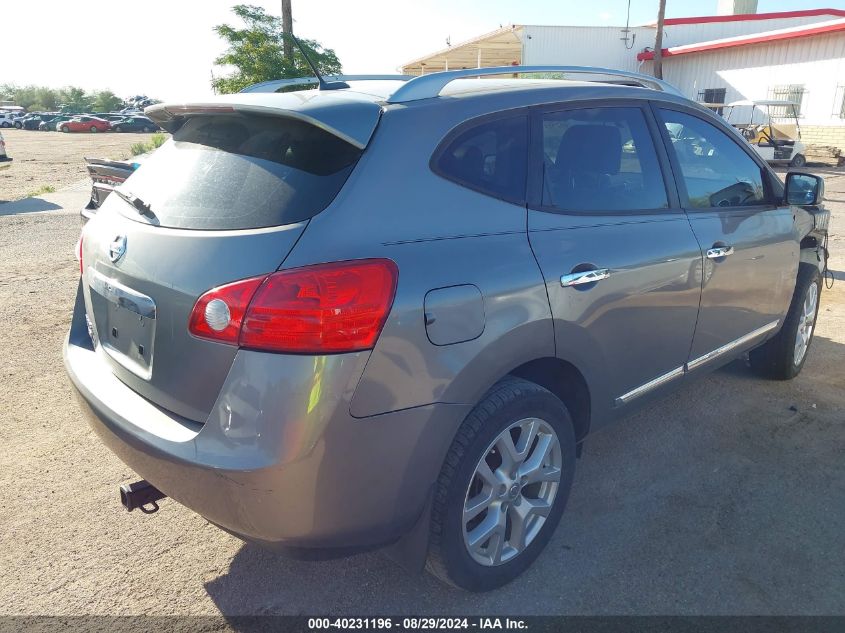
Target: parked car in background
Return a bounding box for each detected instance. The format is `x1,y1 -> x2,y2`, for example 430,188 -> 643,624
20,113 -> 55,130
0,112 -> 18,128
81,157 -> 140,221
39,115 -> 74,131
95,113 -> 131,122
58,116 -> 111,133
112,116 -> 158,133
65,68 -> 830,592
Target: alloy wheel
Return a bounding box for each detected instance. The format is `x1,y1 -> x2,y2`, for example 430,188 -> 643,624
794,281 -> 818,366
462,417 -> 562,566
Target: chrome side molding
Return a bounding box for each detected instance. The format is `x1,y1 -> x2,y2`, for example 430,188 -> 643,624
616,366 -> 685,407
616,320 -> 779,406
686,320 -> 779,371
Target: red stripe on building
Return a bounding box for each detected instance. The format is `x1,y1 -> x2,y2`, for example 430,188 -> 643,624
637,20 -> 845,61
662,8 -> 845,26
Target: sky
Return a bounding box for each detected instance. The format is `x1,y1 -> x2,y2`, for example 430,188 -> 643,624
5,0 -> 845,101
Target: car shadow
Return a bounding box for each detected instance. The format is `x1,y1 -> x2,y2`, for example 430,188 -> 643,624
0,197 -> 62,216
204,334 -> 845,619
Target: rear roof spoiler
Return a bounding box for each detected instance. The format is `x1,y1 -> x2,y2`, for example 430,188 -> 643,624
145,91 -> 384,149
240,74 -> 412,93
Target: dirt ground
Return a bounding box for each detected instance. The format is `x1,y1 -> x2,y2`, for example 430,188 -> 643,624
0,128 -> 161,202
0,169 -> 843,616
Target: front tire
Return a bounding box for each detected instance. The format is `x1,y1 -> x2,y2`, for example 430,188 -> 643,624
750,264 -> 821,379
790,153 -> 807,168
426,378 -> 576,591
90,126 -> 98,133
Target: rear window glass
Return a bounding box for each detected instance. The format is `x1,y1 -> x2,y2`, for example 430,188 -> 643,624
117,114 -> 363,230
433,115 -> 528,203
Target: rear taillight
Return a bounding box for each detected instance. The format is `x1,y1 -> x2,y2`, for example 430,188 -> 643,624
188,259 -> 398,354
75,233 -> 84,275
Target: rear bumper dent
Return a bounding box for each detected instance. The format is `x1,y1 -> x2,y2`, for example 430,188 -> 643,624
64,332 -> 468,551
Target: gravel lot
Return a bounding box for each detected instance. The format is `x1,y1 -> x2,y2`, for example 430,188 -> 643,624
0,169 -> 843,616
0,128 -> 161,202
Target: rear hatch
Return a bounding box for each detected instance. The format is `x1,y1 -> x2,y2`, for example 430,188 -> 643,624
80,108 -> 371,422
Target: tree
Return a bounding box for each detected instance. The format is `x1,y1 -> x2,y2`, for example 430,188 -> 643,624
212,4 -> 341,94
90,90 -> 124,113
0,84 -> 60,112
58,86 -> 90,113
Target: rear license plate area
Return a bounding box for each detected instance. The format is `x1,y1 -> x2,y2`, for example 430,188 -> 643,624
88,270 -> 156,378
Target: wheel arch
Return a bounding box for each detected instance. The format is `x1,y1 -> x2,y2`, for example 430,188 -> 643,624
506,357 -> 591,442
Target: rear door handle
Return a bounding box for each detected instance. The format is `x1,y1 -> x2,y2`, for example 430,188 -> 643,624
560,268 -> 610,287
706,246 -> 734,259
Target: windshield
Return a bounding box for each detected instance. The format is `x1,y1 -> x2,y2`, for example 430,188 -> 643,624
117,113 -> 363,230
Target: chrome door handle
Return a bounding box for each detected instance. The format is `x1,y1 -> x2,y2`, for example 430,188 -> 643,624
560,268 -> 610,287
706,246 -> 734,259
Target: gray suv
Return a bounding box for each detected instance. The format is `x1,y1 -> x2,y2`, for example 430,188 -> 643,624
64,66 -> 829,591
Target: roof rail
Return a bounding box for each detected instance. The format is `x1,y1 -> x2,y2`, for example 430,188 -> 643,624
386,65 -> 682,103
241,75 -> 413,93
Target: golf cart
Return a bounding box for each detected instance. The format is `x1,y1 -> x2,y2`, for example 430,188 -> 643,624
725,99 -> 806,168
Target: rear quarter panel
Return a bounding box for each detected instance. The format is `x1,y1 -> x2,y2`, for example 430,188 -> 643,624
279,100 -> 555,418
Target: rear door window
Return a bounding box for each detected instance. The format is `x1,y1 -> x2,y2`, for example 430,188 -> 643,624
433,114 -> 528,203
538,106 -> 669,212
117,114 -> 363,230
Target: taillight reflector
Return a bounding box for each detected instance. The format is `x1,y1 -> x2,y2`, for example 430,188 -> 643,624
188,259 -> 398,354
188,276 -> 266,345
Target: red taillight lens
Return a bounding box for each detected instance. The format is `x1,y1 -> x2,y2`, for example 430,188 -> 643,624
75,233 -> 84,275
189,259 -> 398,354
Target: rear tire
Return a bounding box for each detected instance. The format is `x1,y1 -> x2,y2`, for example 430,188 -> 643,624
790,153 -> 807,168
750,264 -> 821,379
60,126 -> 69,133
426,377 -> 576,592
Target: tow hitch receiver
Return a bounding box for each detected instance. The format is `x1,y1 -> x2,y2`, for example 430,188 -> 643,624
120,480 -> 167,514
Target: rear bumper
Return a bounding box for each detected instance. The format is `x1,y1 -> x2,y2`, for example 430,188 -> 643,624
64,289 -> 469,551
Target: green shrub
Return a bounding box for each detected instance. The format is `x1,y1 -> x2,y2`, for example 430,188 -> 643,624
130,132 -> 167,156
129,142 -> 148,156
26,185 -> 56,197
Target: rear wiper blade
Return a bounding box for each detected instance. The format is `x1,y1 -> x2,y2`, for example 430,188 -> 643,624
113,187 -> 153,216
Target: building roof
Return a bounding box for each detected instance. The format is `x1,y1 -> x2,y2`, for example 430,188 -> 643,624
637,17 -> 845,61
401,25 -> 522,76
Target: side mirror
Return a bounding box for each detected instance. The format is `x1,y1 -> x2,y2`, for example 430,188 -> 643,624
785,172 -> 824,206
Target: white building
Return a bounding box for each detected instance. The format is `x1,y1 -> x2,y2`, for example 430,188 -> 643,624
401,5 -> 845,149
